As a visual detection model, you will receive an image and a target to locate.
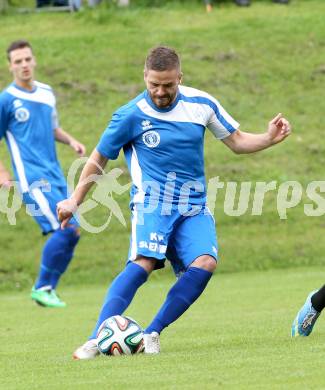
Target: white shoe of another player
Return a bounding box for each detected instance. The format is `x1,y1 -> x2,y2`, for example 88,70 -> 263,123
144,332 -> 160,354
73,339 -> 99,360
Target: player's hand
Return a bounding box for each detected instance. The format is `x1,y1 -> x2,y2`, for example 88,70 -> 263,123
0,172 -> 13,189
267,113 -> 291,144
70,140 -> 86,156
57,198 -> 78,229
0,180 -> 13,189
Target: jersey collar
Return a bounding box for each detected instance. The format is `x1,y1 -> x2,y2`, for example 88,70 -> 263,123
13,82 -> 37,94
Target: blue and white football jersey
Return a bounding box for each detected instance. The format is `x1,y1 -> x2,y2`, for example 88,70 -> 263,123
0,81 -> 66,193
97,85 -> 239,206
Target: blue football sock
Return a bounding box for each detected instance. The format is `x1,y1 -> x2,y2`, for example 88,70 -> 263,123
145,267 -> 213,334
35,227 -> 80,290
89,262 -> 148,339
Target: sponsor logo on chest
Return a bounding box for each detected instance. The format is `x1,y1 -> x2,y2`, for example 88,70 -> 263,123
141,120 -> 160,148
13,99 -> 23,108
141,119 -> 153,131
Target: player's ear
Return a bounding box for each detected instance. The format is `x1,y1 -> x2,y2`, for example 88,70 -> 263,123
179,72 -> 183,84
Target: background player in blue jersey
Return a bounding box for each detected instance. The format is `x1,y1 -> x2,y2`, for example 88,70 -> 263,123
57,46 -> 291,358
0,40 -> 86,308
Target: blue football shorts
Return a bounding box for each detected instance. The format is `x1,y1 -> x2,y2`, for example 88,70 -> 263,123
127,203 -> 218,276
22,183 -> 78,235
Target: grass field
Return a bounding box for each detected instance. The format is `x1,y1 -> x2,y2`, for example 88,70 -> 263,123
1,267 -> 325,389
0,0 -> 325,289
0,2 -> 325,388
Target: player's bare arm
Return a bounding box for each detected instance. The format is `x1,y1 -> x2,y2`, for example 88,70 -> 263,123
0,159 -> 12,188
54,127 -> 86,156
222,113 -> 291,154
57,149 -> 108,228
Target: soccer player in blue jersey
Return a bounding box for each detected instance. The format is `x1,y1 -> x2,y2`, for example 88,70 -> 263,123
57,46 -> 291,358
0,40 -> 86,308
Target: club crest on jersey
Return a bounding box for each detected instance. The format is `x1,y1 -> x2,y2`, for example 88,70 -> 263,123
142,130 -> 160,148
15,107 -> 30,122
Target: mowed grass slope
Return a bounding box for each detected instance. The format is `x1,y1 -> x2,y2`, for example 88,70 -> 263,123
1,267 -> 325,389
0,0 -> 325,289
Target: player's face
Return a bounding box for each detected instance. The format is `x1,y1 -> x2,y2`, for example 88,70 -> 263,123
144,68 -> 182,109
9,47 -> 36,86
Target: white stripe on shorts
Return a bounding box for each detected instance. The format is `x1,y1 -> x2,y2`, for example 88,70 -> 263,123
6,131 -> 29,192
31,187 -> 60,231
129,206 -> 138,261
